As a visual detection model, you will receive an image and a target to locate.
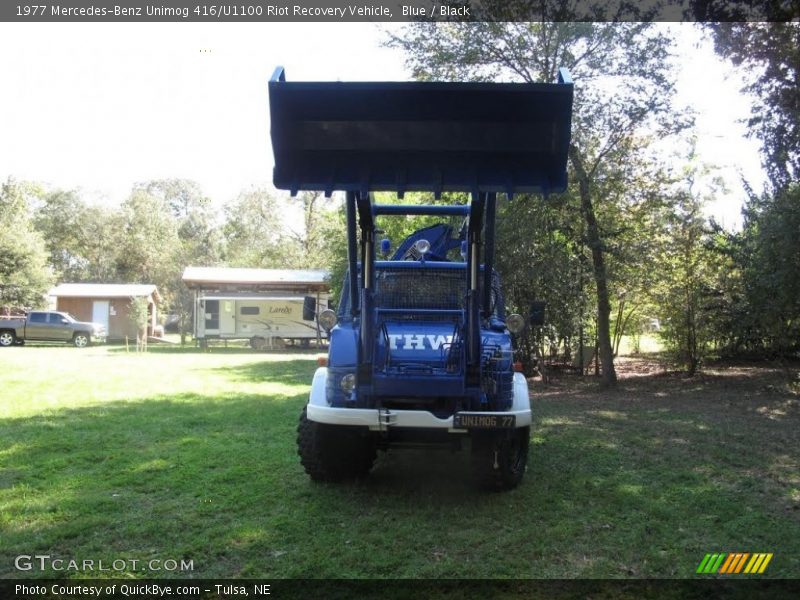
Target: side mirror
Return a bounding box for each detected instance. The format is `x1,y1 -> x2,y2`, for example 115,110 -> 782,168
60,318 -> 69,324
530,301 -> 546,327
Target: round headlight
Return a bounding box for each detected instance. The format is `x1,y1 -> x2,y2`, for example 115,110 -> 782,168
506,313 -> 526,334
340,373 -> 356,393
318,309 -> 338,332
414,239 -> 431,256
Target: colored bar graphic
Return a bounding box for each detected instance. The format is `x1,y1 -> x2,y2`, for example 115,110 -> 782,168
699,552 -> 773,575
718,553 -> 734,574
710,553 -> 726,573
728,553 -> 743,574
758,553 -> 773,574
734,553 -> 750,573
709,554 -> 725,573
723,553 -> 741,574
744,554 -> 761,574
696,554 -> 712,574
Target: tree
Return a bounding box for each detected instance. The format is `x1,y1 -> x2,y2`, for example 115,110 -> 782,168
76,204 -> 126,282
116,188 -> 182,307
136,179 -> 223,267
736,183 -> 800,354
707,23 -> 800,190
33,188 -> 125,284
33,189 -> 88,281
128,296 -> 149,351
703,23 -> 800,362
0,178 -> 53,308
647,149 -> 735,376
222,188 -> 285,268
135,179 -> 223,342
282,191 -> 346,270
655,187 -> 715,376
388,22 -> 688,385
494,193 -> 587,372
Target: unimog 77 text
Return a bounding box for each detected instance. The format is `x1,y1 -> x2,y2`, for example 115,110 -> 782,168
268,67 -> 573,490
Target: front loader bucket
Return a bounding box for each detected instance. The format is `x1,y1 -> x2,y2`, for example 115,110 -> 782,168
268,67 -> 573,196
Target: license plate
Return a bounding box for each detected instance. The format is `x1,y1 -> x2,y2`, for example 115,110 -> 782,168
453,413 -> 516,429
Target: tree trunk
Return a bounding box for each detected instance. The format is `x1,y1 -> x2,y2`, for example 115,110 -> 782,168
613,299 -> 625,357
569,147 -> 617,386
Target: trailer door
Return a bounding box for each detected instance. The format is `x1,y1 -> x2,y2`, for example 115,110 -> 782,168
204,299 -> 220,334
220,300 -> 236,335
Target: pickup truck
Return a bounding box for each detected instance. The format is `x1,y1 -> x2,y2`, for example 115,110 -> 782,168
0,311 -> 106,347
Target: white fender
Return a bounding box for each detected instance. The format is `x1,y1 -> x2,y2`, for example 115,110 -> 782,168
512,372 -> 532,413
308,367 -> 329,407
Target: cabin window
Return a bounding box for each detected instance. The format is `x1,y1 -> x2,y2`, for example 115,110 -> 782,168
240,306 -> 260,315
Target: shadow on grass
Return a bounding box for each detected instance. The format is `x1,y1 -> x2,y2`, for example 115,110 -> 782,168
1,366 -> 798,579
213,359 -> 320,384
105,343 -> 323,356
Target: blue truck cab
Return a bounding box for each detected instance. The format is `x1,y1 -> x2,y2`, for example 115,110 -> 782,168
268,67 -> 573,489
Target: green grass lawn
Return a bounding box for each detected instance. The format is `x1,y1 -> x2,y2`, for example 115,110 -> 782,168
0,345 -> 798,579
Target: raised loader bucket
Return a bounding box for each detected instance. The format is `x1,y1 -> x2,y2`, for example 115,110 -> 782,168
268,67 -> 573,196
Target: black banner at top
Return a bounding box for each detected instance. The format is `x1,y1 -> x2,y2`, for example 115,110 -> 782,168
2,0 -> 799,23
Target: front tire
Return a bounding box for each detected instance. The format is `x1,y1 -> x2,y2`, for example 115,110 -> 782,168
471,426 -> 530,491
297,407 -> 376,482
73,333 -> 90,348
0,330 -> 16,347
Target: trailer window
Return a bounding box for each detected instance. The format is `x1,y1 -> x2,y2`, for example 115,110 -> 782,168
240,306 -> 260,315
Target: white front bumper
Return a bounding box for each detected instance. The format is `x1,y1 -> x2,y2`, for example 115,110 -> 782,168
306,367 -> 532,431
307,404 -> 532,431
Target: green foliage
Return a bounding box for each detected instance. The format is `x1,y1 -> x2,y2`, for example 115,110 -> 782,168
222,187 -> 285,268
653,190 -> 717,375
494,193 -> 588,369
32,189 -> 125,283
720,183 -> 800,354
0,178 -> 53,308
128,296 -> 149,336
135,179 -> 224,341
708,22 -> 800,189
116,188 -> 182,303
281,191 -> 346,271
138,179 -> 223,268
33,189 -> 90,281
388,22 -> 688,384
743,184 -> 800,350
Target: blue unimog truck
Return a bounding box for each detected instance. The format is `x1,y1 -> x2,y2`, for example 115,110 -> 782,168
268,67 -> 573,490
